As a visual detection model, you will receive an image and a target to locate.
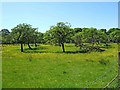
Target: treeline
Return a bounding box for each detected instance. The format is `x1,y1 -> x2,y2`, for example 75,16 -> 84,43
0,22 -> 120,52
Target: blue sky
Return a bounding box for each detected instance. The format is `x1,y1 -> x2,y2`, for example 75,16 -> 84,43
1,2 -> 118,32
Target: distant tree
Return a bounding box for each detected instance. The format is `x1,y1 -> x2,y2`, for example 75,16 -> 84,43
65,28 -> 74,43
43,30 -> 55,45
74,28 -> 82,33
81,28 -> 89,43
82,27 -> 98,46
0,29 -> 11,44
1,29 -> 10,35
72,32 -> 83,47
100,29 -> 107,34
96,30 -> 110,46
110,28 -> 120,44
107,28 -> 119,35
48,22 -> 72,52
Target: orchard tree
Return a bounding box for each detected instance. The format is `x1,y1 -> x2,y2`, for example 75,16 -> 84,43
43,30 -> 55,45
74,28 -> 82,33
107,28 -> 118,35
33,31 -> 44,47
88,27 -> 98,46
110,28 -> 120,44
80,27 -> 101,51
82,27 -> 98,45
48,22 -> 72,52
97,30 -> 110,46
24,27 -> 38,49
100,29 -> 107,34
72,32 -> 83,47
11,24 -> 25,52
11,23 -> 36,52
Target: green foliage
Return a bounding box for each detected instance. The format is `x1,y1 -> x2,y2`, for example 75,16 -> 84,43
1,22 -> 120,53
74,28 -> 82,33
47,22 -> 72,52
11,23 -> 34,43
11,23 -> 42,51
110,29 -> 120,43
72,32 -> 83,47
72,27 -> 110,52
49,22 -> 72,44
0,29 -> 11,44
107,28 -> 119,35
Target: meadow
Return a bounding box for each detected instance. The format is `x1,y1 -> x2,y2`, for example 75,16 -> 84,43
2,43 -> 118,88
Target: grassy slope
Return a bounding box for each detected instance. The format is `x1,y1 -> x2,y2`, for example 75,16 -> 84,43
2,44 -> 118,88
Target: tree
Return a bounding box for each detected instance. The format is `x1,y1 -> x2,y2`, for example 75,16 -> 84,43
96,30 -> 110,46
72,32 -> 83,47
74,28 -> 82,33
31,28 -> 43,47
0,29 -> 11,44
23,27 -> 37,49
43,30 -> 55,45
82,27 -> 98,46
79,27 -> 103,51
1,29 -> 10,35
107,28 -> 119,35
11,23 -> 36,52
48,22 -> 72,52
100,29 -> 107,34
110,28 -> 120,44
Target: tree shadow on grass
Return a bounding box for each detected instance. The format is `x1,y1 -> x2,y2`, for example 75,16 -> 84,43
23,50 -> 63,53
23,49 -> 105,54
24,46 -> 47,50
23,50 -> 49,53
23,45 -> 105,54
23,47 -> 50,53
65,49 -> 105,54
65,50 -> 88,54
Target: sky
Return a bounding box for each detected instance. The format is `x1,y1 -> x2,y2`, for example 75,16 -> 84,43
1,2 -> 118,33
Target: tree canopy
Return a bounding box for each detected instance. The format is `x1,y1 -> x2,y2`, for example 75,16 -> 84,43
47,22 -> 72,52
1,22 -> 120,52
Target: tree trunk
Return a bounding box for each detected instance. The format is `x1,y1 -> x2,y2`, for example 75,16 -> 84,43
61,43 -> 65,52
28,42 -> 32,50
35,43 -> 37,47
35,41 -> 37,47
20,42 -> 23,52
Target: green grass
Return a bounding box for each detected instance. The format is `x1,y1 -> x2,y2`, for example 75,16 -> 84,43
2,43 -> 118,88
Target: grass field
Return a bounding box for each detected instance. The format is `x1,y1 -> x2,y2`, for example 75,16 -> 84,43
2,43 -> 118,88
